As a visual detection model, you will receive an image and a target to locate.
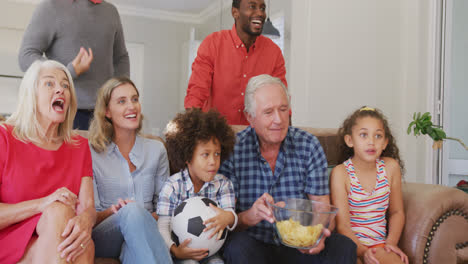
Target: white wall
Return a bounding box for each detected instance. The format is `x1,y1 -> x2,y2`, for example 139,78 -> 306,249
0,0 -> 194,137
290,0 -> 435,183
118,15 -> 193,136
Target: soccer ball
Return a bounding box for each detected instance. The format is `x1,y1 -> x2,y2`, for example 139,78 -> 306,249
171,196 -> 228,257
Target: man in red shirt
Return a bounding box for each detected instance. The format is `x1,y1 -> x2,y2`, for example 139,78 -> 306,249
184,0 -> 287,125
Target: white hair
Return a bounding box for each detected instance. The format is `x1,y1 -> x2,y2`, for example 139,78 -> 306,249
244,74 -> 290,117
4,60 -> 77,144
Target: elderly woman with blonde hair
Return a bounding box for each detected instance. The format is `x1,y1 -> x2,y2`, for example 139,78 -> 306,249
89,77 -> 171,263
0,60 -> 95,263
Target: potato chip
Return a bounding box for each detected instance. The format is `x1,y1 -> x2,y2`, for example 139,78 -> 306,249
276,218 -> 323,247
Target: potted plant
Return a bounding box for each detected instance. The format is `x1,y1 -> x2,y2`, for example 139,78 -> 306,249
408,112 -> 468,192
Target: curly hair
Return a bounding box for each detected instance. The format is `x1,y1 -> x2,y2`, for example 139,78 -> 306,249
337,106 -> 405,174
165,108 -> 236,172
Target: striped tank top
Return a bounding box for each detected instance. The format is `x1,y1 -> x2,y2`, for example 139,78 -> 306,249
344,158 -> 390,246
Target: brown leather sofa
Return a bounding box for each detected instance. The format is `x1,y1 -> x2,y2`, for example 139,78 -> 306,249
81,127 -> 468,264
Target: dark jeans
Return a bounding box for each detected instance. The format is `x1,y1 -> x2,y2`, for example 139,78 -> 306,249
73,109 -> 94,130
223,231 -> 356,264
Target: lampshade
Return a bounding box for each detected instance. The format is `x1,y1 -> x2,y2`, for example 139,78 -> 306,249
262,17 -> 280,39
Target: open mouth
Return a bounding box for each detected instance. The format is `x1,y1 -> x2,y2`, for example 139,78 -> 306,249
52,98 -> 65,112
251,19 -> 264,29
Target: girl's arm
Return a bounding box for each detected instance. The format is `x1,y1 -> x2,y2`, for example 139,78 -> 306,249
330,165 -> 369,257
383,158 -> 405,246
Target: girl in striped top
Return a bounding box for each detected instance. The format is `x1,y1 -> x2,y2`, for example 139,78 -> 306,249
331,107 -> 408,264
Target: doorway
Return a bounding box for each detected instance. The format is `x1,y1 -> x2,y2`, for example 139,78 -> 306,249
440,0 -> 468,186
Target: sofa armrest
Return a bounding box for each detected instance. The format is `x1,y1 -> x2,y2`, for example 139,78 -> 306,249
399,182 -> 468,264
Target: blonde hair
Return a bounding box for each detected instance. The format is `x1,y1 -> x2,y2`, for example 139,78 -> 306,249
3,60 -> 77,144
88,77 -> 143,153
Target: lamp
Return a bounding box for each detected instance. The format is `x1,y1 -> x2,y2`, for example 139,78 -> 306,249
262,0 -> 280,38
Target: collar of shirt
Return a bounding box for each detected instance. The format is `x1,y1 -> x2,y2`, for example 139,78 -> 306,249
230,24 -> 259,52
106,136 -> 144,169
89,0 -> 102,4
247,126 -> 293,157
181,168 -> 213,194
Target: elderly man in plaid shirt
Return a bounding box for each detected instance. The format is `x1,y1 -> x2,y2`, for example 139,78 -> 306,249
218,74 -> 357,264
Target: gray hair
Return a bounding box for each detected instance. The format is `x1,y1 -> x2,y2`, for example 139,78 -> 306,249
244,74 -> 290,117
4,60 -> 77,144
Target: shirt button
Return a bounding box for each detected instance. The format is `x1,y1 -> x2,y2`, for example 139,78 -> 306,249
241,92 -> 244,96
245,56 -> 248,59
238,109 -> 241,112
241,44 -> 244,47
243,74 -> 247,78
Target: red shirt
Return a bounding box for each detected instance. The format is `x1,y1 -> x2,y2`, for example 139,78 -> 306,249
0,125 -> 92,264
185,25 -> 287,125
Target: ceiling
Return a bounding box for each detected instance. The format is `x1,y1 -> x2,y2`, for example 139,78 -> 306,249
12,0 -> 232,23
108,0 -> 217,15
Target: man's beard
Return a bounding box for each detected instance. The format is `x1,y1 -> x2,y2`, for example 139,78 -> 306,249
242,23 -> 262,37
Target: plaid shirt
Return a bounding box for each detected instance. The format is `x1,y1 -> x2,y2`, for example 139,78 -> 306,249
156,168 -> 236,216
218,126 -> 329,245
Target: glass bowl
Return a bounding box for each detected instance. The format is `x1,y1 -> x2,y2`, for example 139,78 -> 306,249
268,198 -> 338,249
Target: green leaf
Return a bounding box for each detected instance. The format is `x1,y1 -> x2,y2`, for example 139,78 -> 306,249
434,128 -> 447,139
407,123 -> 413,134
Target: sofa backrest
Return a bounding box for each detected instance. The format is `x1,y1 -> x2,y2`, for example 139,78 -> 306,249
78,125 -> 340,167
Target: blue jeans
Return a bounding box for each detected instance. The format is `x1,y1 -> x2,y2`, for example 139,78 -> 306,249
223,231 -> 356,264
73,109 -> 93,130
174,253 -> 224,264
92,203 -> 172,264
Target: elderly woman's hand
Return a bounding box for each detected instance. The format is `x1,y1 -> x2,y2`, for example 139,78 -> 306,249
57,213 -> 94,262
39,187 -> 78,212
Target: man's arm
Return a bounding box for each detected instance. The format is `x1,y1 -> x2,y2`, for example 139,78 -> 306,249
184,36 -> 215,109
111,6 -> 130,77
271,47 -> 287,87
18,0 -> 56,71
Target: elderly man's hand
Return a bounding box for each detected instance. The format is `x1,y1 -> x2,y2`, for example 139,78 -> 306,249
297,228 -> 330,255
244,193 -> 277,226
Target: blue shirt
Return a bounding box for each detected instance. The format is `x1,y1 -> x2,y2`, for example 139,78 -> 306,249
157,168 -> 235,216
218,126 -> 329,245
91,135 -> 169,213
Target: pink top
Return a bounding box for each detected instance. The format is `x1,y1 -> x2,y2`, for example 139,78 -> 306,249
0,125 -> 92,263
344,158 -> 390,246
